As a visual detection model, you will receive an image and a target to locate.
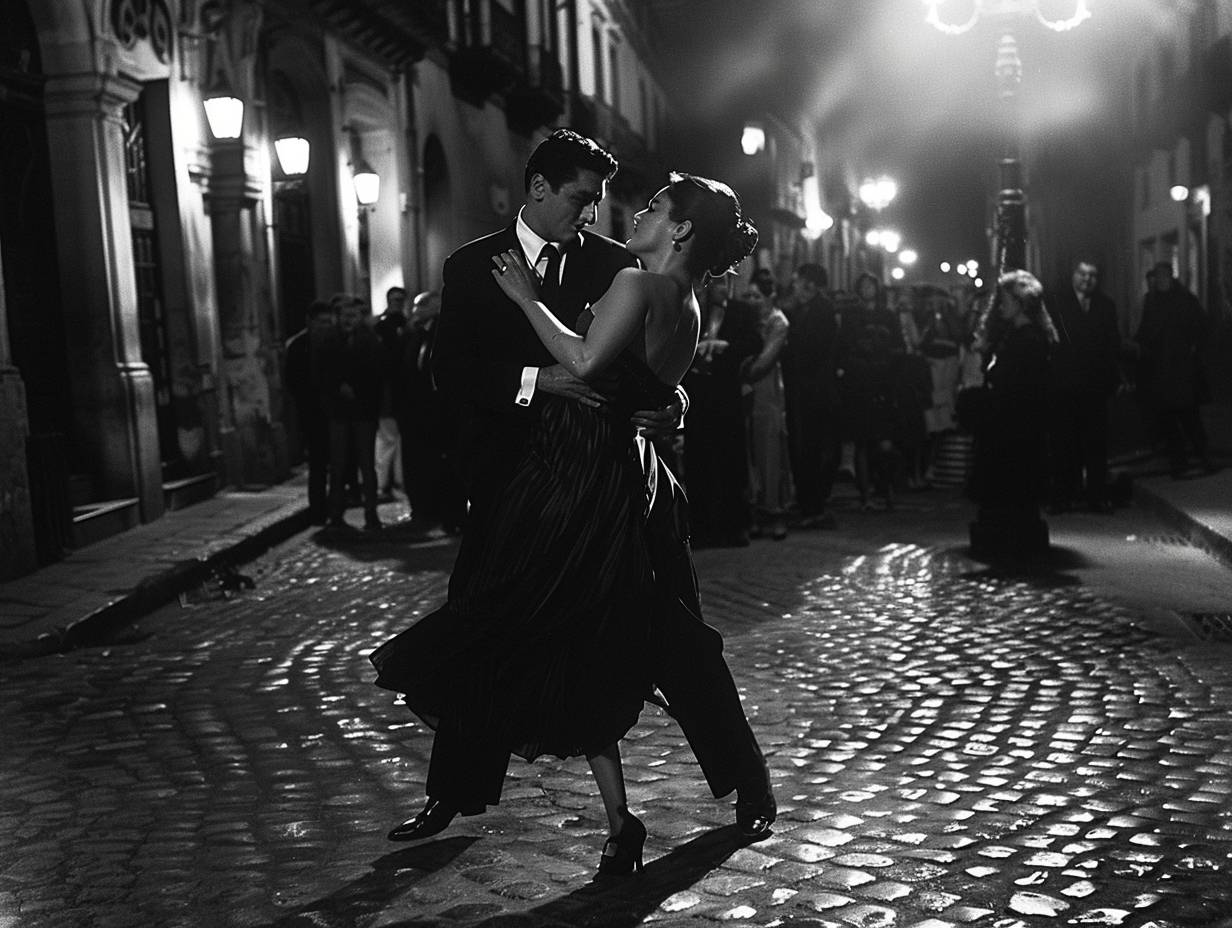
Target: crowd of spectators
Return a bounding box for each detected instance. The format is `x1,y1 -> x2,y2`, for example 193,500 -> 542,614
284,259 -> 1216,550
283,286 -> 465,536
675,264 -> 984,547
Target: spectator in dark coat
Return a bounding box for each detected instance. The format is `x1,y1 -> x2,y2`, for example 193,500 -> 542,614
1134,262 -> 1213,477
781,263 -> 841,528
284,300 -> 336,523
319,297 -> 383,531
397,290 -> 467,533
1046,260 -> 1122,512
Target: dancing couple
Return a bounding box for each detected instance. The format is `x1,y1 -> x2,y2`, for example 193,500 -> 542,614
370,129 -> 776,877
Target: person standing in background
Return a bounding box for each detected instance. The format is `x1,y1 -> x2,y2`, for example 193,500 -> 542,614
320,297 -> 383,532
1046,260 -> 1121,512
374,287 -> 409,502
284,299 -> 336,524
781,263 -> 841,529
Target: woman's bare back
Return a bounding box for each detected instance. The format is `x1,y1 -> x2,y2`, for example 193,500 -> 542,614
627,270 -> 700,387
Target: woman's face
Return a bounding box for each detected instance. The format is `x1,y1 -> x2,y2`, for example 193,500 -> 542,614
857,278 -> 878,303
997,287 -> 1024,320
628,186 -> 675,256
742,289 -> 766,313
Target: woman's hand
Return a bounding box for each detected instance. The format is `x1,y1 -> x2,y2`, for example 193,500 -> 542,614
491,249 -> 540,306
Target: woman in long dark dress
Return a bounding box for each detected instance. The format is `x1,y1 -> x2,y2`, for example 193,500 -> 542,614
960,269 -> 1057,557
371,174 -> 758,875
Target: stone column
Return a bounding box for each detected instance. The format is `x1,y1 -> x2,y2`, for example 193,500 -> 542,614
43,72 -> 164,522
205,139 -> 288,486
0,247 -> 37,579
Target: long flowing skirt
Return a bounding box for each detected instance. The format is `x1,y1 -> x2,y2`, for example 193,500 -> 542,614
371,396 -> 655,762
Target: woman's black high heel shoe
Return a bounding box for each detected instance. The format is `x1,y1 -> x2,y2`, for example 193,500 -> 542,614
597,813 -> 646,877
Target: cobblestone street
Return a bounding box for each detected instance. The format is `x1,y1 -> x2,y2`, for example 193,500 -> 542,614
5,492 -> 1232,928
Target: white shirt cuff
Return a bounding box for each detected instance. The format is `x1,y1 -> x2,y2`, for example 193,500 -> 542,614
516,366 -> 538,406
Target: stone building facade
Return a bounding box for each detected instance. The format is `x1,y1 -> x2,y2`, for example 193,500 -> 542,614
0,0 -> 675,579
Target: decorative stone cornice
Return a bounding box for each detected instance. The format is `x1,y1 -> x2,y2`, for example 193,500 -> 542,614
42,71 -> 143,120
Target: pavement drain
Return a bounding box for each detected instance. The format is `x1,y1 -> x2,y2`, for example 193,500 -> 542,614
1179,612 -> 1232,641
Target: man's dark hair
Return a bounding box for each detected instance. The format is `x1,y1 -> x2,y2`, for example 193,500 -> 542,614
795,262 -> 828,290
386,286 -> 407,302
306,299 -> 334,320
524,129 -> 618,192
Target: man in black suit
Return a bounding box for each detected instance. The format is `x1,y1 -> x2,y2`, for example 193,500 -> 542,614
387,129 -> 774,843
782,263 -> 841,529
1047,259 -> 1121,512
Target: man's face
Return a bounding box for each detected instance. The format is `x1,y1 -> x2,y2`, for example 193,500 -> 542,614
1072,263 -> 1097,296
524,168 -> 607,244
308,311 -> 335,336
388,291 -> 407,315
1151,267 -> 1173,292
791,274 -> 816,305
339,303 -> 362,333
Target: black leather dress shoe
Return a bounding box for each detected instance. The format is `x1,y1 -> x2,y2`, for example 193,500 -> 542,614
387,799 -> 459,842
735,783 -> 777,840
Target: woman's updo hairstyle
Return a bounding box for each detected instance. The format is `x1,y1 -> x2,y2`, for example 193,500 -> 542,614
665,172 -> 758,278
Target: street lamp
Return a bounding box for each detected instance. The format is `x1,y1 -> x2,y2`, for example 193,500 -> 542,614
923,0 -> 1093,276
741,123 -> 766,156
203,74 -> 244,140
352,158 -> 380,207
274,136 -> 310,177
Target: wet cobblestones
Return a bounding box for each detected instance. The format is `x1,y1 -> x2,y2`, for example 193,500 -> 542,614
4,511 -> 1232,927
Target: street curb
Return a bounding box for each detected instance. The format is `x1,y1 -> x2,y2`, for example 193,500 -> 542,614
1134,482 -> 1232,569
0,505 -> 313,663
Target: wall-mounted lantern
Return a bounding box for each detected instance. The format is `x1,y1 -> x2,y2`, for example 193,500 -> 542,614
353,158 -> 380,207
274,136 -> 310,177
203,75 -> 244,140
741,123 -> 766,156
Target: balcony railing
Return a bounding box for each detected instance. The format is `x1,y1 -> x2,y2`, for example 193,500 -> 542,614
307,0 -> 449,66
450,0 -> 527,104
505,45 -> 565,135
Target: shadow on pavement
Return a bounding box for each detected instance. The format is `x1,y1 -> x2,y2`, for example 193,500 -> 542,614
954,543 -> 1091,589
470,825 -> 749,928
260,836 -> 478,927
257,826 -> 745,927
312,521 -> 462,575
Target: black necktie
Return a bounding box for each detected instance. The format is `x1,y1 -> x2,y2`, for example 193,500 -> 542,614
539,243 -> 562,307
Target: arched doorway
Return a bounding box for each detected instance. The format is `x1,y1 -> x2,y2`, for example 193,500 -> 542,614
422,135 -> 452,290
0,0 -> 71,563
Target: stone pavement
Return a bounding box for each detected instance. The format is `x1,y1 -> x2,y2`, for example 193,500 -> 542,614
0,474 -> 313,660
4,488 -> 1232,926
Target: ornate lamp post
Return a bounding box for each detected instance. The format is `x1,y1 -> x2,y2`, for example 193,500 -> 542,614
922,0 -> 1092,276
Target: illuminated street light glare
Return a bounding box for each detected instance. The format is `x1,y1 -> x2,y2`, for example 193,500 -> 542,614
859,175 -> 898,211
890,266 -> 906,281
1170,184 -> 1190,202
880,230 -> 902,254
865,229 -> 882,247
922,0 -> 1092,36
974,277 -> 984,288
741,123 -> 766,156
899,249 -> 918,266
940,261 -> 952,273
